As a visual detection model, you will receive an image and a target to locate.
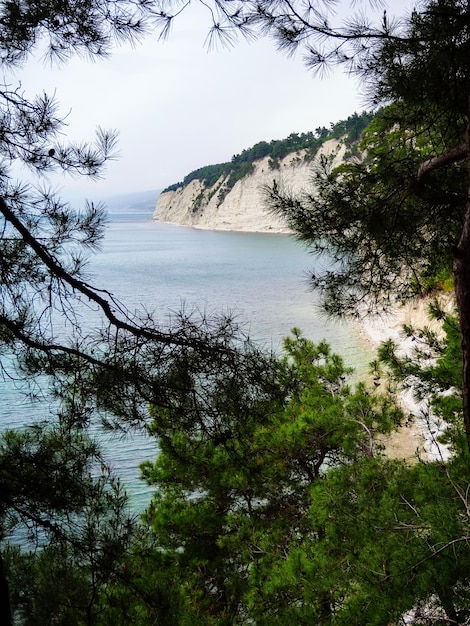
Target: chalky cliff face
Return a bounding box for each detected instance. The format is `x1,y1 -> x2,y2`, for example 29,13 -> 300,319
153,139 -> 347,233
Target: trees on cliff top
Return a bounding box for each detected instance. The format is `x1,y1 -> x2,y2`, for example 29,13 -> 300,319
163,112 -> 375,193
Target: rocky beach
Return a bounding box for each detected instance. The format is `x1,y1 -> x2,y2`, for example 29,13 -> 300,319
355,296 -> 455,462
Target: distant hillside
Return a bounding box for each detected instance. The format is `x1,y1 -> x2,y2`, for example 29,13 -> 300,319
104,189 -> 161,212
153,111 -> 374,233
163,111 -> 374,195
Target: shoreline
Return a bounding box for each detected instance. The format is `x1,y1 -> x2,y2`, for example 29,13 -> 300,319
153,217 -> 292,235
155,218 -> 452,461
355,297 -> 454,462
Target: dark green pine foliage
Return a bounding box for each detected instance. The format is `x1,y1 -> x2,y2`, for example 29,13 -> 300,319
305,453 -> 470,625
302,308 -> 470,625
127,309 -> 470,625
0,419 -> 137,625
140,331 -> 401,624
212,308 -> 470,626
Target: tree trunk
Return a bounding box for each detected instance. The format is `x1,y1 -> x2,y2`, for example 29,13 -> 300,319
453,110 -> 470,452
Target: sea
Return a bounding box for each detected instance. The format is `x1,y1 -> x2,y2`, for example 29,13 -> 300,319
1,206 -> 372,512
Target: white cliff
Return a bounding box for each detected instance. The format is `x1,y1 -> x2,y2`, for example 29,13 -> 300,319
153,139 -> 347,232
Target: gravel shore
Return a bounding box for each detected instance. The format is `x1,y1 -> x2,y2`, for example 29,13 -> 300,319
355,297 -> 454,462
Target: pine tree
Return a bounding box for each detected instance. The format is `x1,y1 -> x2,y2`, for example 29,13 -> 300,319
141,332 -> 400,623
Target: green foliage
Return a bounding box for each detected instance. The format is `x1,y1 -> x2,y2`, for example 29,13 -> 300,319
162,111 -> 375,196
121,314 -> 470,626
164,162 -> 228,192
268,99 -> 466,317
0,420 -> 137,625
305,453 -> 470,625
140,332 -> 401,623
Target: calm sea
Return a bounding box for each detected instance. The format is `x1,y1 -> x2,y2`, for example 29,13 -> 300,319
1,210 -> 371,510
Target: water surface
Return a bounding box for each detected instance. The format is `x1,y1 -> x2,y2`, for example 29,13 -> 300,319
2,211 -> 371,510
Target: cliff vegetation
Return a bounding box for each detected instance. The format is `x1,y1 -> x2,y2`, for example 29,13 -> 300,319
155,111 -> 375,231
162,110 -> 374,195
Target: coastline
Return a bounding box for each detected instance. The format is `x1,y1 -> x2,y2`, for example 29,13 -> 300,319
152,212 -> 294,236
155,217 -> 453,461
153,216 -> 292,235
355,296 -> 454,461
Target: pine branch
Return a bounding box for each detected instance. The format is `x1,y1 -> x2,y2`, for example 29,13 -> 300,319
0,196 -> 213,350
417,143 -> 468,182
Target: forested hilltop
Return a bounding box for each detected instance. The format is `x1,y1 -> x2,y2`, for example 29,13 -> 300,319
154,111 -> 374,231
163,111 -> 374,193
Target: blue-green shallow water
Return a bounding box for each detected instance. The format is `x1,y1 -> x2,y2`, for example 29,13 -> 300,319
1,211 -> 372,512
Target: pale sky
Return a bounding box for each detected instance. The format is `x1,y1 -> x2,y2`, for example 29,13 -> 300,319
9,1 -> 415,203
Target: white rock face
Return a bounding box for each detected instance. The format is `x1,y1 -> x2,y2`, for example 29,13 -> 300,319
153,139 -> 347,232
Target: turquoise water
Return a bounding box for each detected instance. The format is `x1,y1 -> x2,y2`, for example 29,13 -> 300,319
1,211 -> 371,511
93,214 -> 362,355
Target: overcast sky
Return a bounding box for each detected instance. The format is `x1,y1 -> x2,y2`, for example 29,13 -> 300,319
10,1 -> 414,203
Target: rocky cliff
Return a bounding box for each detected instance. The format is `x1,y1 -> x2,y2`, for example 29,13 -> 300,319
153,139 -> 348,232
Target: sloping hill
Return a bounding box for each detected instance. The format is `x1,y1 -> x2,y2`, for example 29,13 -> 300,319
153,112 -> 372,232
